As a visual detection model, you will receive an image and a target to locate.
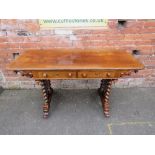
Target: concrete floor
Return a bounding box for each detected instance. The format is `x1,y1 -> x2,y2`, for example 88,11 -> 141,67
0,87 -> 155,135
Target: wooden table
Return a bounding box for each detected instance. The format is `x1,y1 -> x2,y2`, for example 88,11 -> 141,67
7,49 -> 144,118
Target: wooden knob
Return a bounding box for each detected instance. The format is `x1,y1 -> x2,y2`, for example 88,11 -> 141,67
125,72 -> 130,76
17,71 -> 24,76
17,71 -> 22,76
29,73 -> 33,78
43,73 -> 47,78
120,72 -> 124,77
82,73 -> 87,78
68,73 -> 72,77
106,72 -> 111,77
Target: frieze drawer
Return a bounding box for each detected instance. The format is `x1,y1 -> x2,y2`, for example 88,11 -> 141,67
77,70 -> 128,79
32,71 -> 76,79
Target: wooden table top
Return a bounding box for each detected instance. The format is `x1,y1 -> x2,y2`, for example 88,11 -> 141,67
7,49 -> 144,71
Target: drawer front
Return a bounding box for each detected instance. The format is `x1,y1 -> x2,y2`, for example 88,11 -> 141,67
77,70 -> 129,79
32,71 -> 76,79
25,70 -> 130,79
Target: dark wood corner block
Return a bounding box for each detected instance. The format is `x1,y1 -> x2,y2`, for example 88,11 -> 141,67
7,49 -> 144,118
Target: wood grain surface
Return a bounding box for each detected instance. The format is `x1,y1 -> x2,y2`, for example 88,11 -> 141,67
7,49 -> 144,71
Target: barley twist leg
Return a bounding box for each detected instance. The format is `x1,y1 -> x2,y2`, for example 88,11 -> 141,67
98,79 -> 114,117
103,80 -> 113,117
39,80 -> 53,118
98,79 -> 107,96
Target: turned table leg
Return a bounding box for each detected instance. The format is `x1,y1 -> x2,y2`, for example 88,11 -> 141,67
98,79 -> 107,96
98,79 -> 114,117
36,80 -> 53,118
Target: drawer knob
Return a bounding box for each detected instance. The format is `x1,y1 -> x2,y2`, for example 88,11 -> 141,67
120,72 -> 124,77
43,73 -> 47,78
106,72 -> 111,77
68,73 -> 72,77
125,72 -> 131,76
29,73 -> 33,78
82,73 -> 87,78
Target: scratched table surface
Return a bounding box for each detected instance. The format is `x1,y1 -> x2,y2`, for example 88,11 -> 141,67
7,49 -> 144,70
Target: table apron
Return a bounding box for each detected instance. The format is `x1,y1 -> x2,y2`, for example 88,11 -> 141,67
22,70 -> 132,79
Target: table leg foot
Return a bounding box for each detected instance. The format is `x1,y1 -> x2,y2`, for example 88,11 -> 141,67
43,103 -> 49,118
43,111 -> 49,119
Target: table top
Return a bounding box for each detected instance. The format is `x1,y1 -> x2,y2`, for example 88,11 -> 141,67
7,49 -> 144,71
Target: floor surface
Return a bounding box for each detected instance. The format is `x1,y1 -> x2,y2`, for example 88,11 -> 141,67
0,88 -> 155,135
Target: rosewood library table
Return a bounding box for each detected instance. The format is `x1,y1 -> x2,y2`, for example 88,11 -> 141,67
7,49 -> 144,118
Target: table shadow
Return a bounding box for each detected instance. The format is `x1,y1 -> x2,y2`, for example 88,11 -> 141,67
0,87 -> 4,95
